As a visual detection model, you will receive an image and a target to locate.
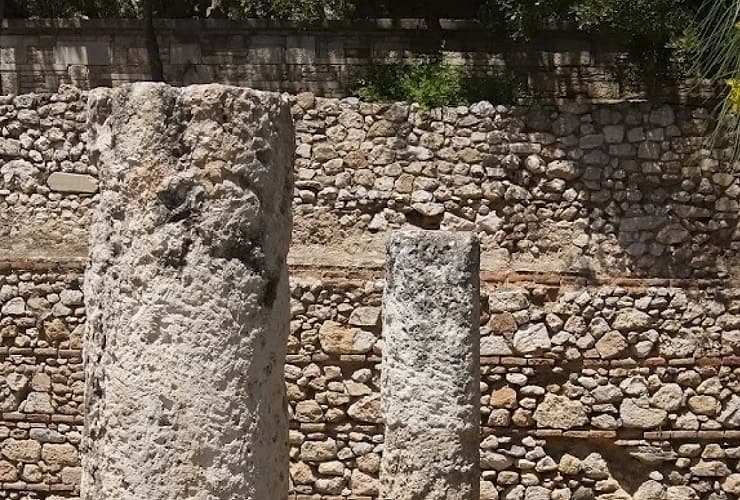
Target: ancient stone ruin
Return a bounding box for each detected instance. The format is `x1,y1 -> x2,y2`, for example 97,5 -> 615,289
82,83 -> 294,499
382,231 -> 480,499
3,84 -> 740,500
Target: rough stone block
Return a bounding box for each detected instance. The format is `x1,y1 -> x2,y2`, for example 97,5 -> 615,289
381,230 -> 480,500
46,172 -> 98,193
53,42 -> 111,66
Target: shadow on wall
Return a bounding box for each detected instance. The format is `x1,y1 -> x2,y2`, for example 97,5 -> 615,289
545,438 -> 659,496
0,41 -> 113,94
528,104 -> 740,280
441,103 -> 736,279
504,103 -> 739,279
456,30 -> 708,104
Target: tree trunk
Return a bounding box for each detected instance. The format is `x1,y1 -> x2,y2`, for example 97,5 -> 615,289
143,0 -> 164,81
425,14 -> 442,32
0,0 -> 6,95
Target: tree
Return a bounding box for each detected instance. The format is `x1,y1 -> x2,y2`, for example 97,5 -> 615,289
572,0 -> 699,78
691,1 -> 740,163
142,0 -> 164,81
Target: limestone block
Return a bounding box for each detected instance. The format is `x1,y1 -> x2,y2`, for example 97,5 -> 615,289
42,443 -> 79,467
47,172 -> 98,193
0,460 -> 18,481
620,398 -> 667,428
381,230 -> 480,500
533,394 -> 587,429
348,306 -> 381,326
347,394 -> 381,423
82,83 -> 294,500
54,42 -> 111,65
318,320 -> 375,353
286,35 -> 316,64
1,439 -> 41,462
23,392 -> 53,414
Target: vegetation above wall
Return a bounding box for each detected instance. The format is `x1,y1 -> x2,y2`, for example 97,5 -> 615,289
350,60 -> 521,108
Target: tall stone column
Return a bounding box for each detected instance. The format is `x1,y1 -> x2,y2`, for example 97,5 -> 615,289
381,231 -> 481,500
82,83 -> 294,500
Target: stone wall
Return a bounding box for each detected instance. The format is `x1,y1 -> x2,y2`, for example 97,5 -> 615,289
289,95 -> 737,279
6,264 -> 740,499
0,261 -> 83,499
286,272 -> 740,499
0,19 -> 696,102
5,86 -> 737,278
2,86 -> 740,499
0,86 -> 93,259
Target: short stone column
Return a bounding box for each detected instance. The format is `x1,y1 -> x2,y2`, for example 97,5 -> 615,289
381,230 -> 481,500
82,83 -> 294,500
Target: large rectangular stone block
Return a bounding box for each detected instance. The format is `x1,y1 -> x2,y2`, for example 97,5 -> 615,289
54,41 -> 111,65
381,230 -> 481,500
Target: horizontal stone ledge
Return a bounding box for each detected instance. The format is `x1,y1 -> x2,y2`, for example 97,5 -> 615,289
291,423 -> 382,432
292,496 -> 375,500
2,352 -> 735,372
0,16 -> 506,32
292,425 -> 740,442
286,354 -> 740,368
1,481 -> 50,492
0,257 -> 87,272
2,258 -> 739,289
1,412 -> 50,422
485,428 -> 740,441
291,266 -> 736,289
492,355 -> 740,368
50,414 -> 83,424
51,484 -> 77,492
286,354 -> 381,365
46,171 -> 98,193
0,482 -> 76,493
0,347 -> 81,359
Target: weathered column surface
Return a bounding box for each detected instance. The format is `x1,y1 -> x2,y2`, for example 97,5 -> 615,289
82,83 -> 294,500
381,230 -> 480,500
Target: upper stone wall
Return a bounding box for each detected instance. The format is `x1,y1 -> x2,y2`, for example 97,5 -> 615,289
0,18 -> 700,102
1,87 -> 738,279
0,86 -> 93,259
289,95 -> 737,279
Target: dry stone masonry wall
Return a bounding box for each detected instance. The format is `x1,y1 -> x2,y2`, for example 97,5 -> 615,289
0,86 -> 93,259
3,87 -> 739,280
2,86 -> 740,500
289,95 -> 737,279
5,264 -> 740,499
287,273 -> 740,500
0,263 -> 83,499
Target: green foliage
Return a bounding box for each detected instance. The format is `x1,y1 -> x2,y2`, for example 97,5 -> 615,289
351,60 -> 520,108
400,62 -> 464,109
462,70 -> 521,105
479,0 -> 575,40
219,0 -> 356,21
572,0 -> 699,78
352,64 -> 407,102
690,0 -> 740,165
667,28 -> 702,78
